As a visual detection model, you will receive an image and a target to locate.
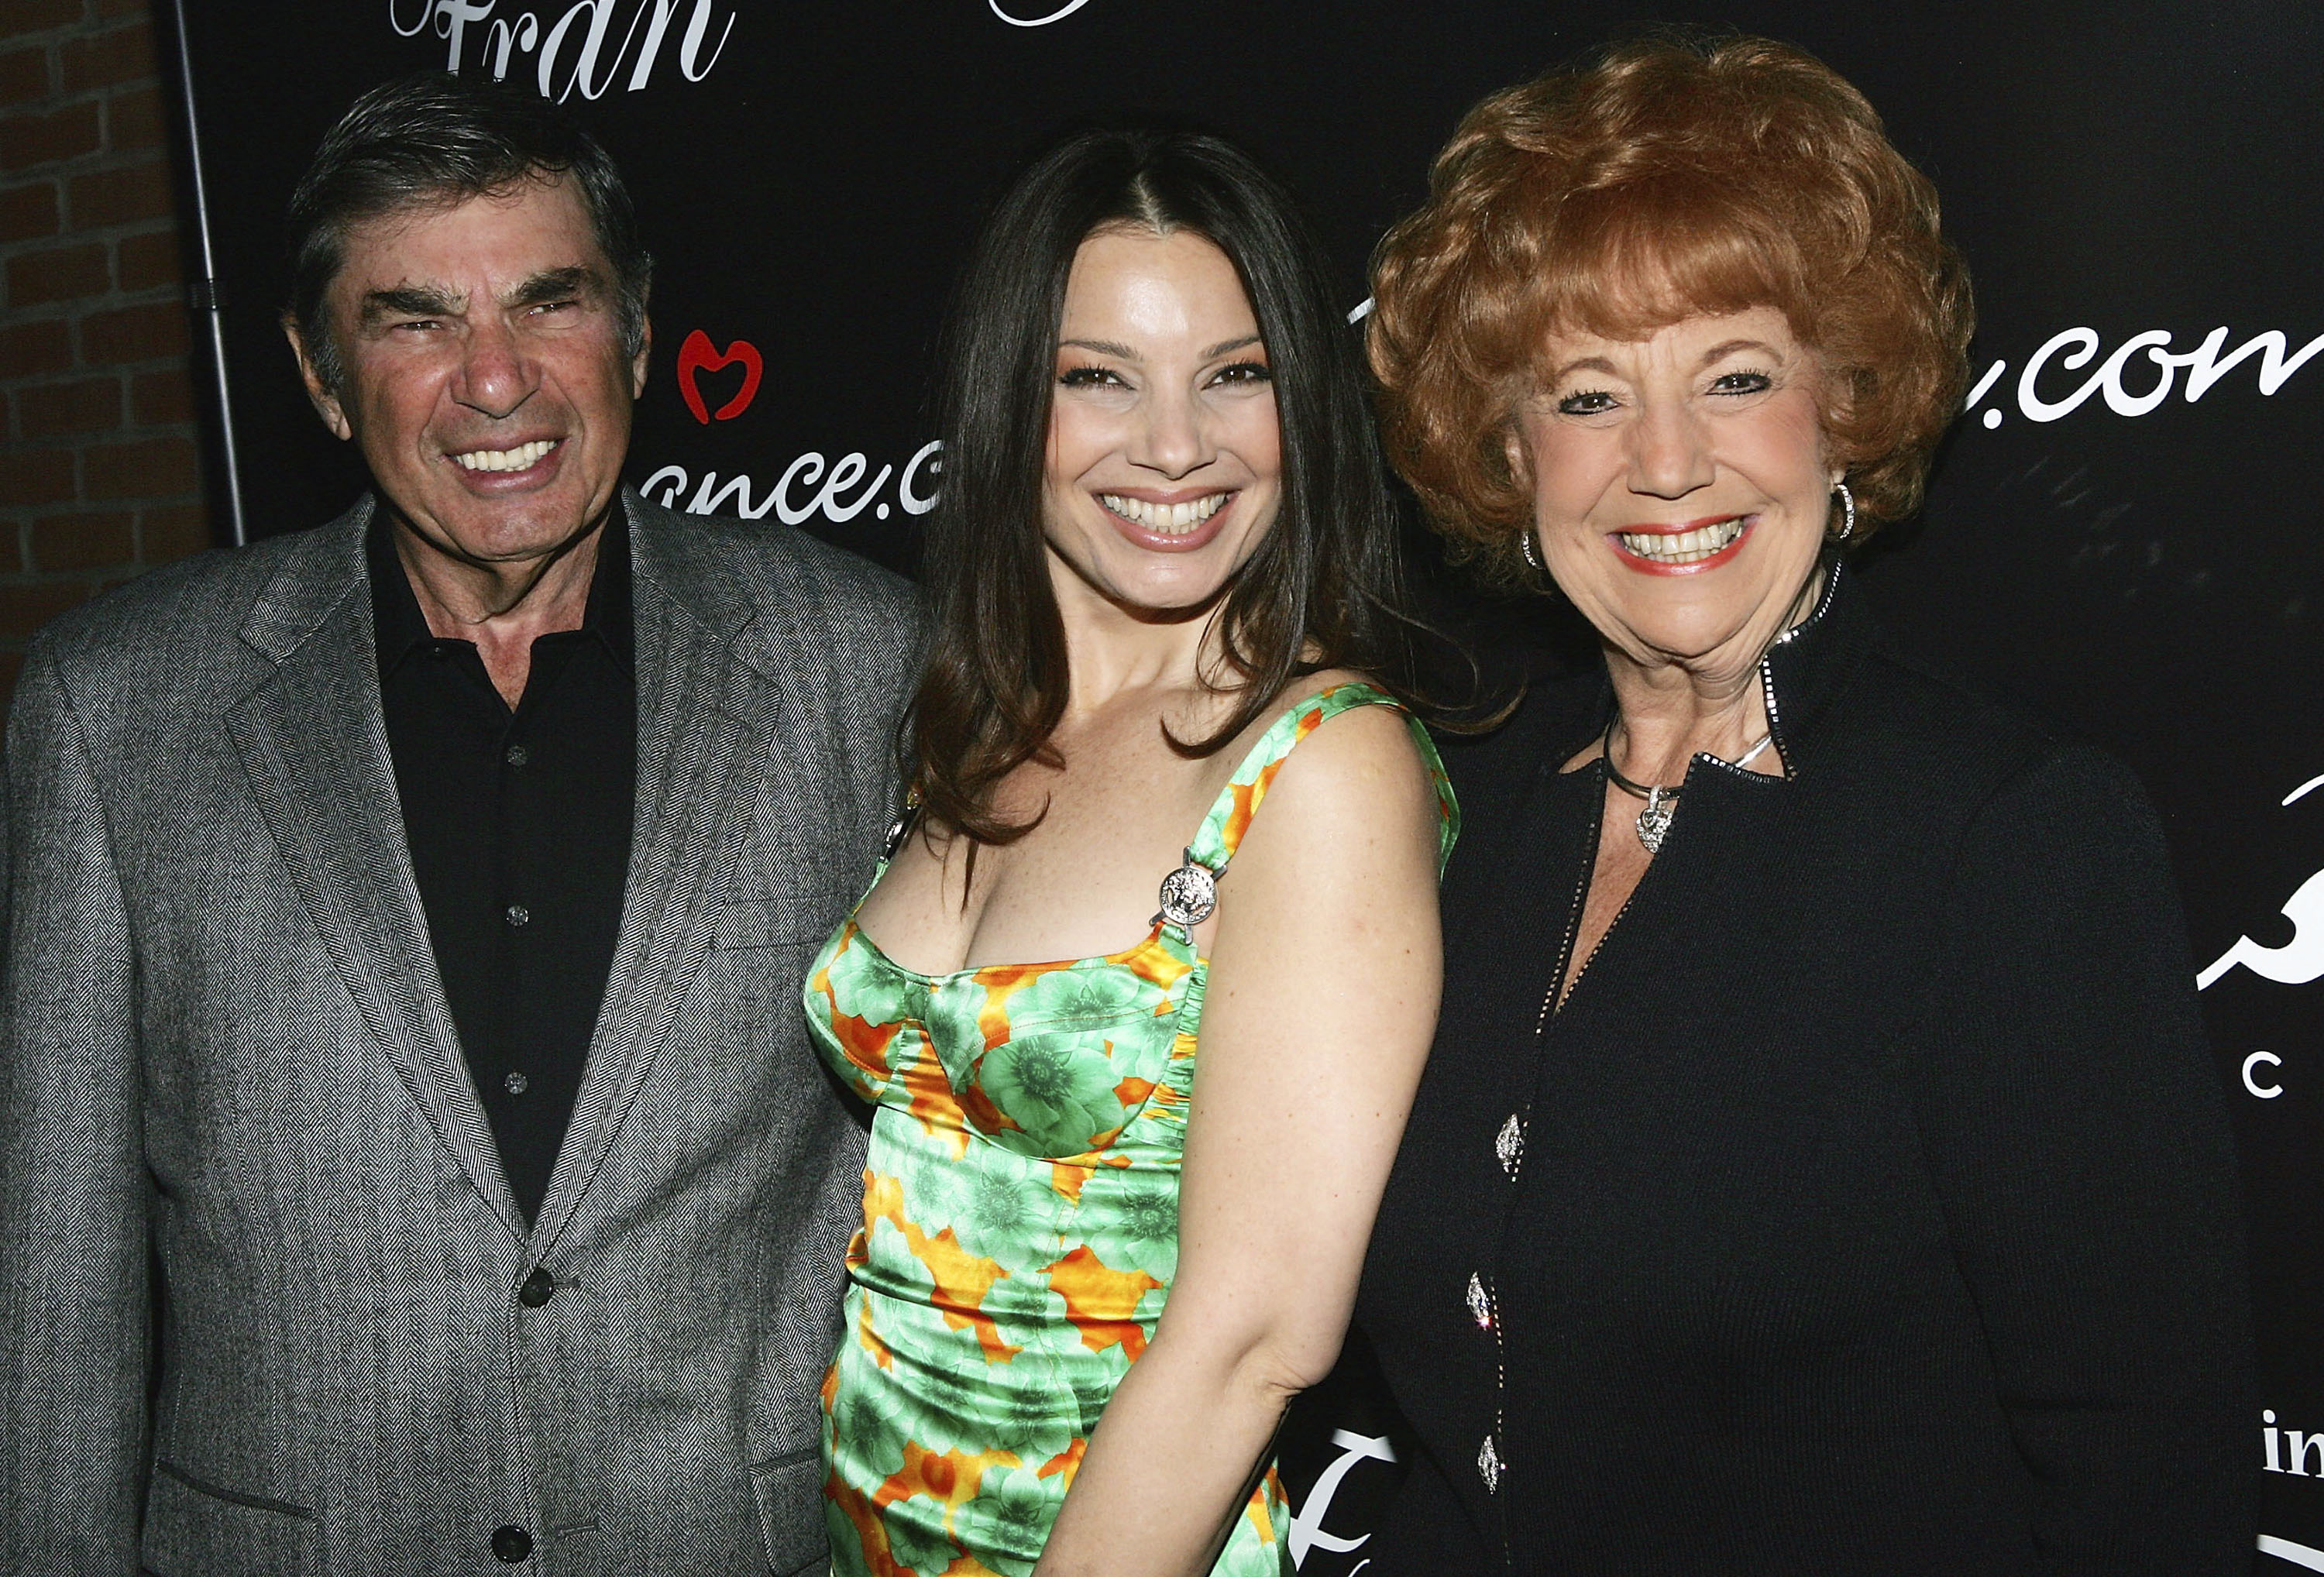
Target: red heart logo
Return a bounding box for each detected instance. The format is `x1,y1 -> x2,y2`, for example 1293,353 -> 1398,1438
676,329 -> 764,424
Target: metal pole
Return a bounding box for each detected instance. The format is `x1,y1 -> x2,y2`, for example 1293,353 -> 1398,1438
165,0 -> 246,546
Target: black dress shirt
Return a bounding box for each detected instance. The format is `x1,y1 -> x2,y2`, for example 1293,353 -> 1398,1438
1357,566 -> 2255,1574
372,512 -> 636,1225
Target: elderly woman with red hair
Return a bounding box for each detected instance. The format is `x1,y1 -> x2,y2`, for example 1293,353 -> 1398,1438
1354,36 -> 2254,1575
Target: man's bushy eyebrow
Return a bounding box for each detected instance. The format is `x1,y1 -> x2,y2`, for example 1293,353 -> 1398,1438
360,285 -> 461,322
509,266 -> 603,305
356,268 -> 604,325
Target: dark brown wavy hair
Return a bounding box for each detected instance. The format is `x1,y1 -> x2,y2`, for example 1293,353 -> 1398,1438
908,127 -> 1425,848
1370,33 -> 1973,584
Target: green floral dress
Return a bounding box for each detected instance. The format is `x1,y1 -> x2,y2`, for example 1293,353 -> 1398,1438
803,683 -> 1457,1577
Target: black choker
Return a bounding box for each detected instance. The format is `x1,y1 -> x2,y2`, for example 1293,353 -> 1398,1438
1600,720 -> 1772,854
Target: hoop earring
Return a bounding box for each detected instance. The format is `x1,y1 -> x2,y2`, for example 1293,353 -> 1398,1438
1831,480 -> 1857,543
1518,529 -> 1545,572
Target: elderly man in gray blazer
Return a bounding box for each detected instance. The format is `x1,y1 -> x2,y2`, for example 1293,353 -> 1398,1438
0,74 -> 916,1577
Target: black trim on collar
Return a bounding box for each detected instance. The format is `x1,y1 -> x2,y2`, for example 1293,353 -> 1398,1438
1524,553 -> 1876,782
366,499 -> 634,678
1755,558 -> 1873,775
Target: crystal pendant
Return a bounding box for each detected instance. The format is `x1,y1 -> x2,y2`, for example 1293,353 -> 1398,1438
1635,786 -> 1676,854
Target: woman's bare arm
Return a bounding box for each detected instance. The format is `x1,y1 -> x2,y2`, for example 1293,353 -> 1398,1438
1033,703 -> 1445,1576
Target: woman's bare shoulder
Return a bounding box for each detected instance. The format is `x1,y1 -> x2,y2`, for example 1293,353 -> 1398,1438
1243,670 -> 1436,832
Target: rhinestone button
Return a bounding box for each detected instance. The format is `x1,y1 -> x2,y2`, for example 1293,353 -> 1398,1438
1477,1434 -> 1503,1493
504,1070 -> 529,1095
506,905 -> 530,928
1466,1271 -> 1493,1331
1495,1113 -> 1525,1179
504,744 -> 529,767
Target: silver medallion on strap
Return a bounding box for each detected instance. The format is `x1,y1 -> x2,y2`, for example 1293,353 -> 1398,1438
1156,851 -> 1219,929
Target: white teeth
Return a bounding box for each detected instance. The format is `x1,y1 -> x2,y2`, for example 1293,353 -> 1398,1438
1098,492 -> 1229,535
1620,517 -> 1746,563
452,439 -> 557,473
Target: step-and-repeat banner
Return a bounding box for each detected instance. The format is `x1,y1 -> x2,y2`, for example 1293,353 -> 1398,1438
168,2 -> 2322,1567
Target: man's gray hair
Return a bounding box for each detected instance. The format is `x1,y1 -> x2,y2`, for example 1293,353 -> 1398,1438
284,70 -> 652,392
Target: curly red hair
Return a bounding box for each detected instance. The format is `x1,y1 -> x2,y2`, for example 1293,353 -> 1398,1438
1370,34 -> 1972,580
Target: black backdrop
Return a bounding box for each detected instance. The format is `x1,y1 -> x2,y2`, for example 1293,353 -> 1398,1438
166,2 -> 2324,1568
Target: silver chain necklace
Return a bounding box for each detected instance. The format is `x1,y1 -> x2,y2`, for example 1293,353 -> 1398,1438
1600,719 -> 1773,854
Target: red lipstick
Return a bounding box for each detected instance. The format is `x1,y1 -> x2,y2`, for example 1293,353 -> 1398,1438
1608,514 -> 1754,577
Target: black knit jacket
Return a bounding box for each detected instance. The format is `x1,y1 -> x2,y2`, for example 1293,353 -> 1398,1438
1356,569 -> 2257,1575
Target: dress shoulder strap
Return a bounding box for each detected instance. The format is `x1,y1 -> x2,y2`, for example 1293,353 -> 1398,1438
1184,680 -> 1457,876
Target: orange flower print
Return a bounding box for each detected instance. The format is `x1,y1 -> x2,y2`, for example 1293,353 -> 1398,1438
1042,1245 -> 1164,1359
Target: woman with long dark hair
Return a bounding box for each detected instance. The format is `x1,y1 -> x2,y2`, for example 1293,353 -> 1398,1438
802,129 -> 1457,1575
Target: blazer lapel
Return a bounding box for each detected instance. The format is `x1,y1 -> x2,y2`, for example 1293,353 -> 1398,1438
227,500 -> 526,1241
530,496 -> 785,1252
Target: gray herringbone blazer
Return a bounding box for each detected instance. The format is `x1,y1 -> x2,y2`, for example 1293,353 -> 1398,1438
0,491 -> 920,1577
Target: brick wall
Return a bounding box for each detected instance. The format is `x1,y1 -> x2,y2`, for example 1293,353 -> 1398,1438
0,0 -> 210,703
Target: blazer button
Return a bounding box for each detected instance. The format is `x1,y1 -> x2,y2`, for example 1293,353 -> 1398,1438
519,1268 -> 555,1307
492,1524 -> 533,1562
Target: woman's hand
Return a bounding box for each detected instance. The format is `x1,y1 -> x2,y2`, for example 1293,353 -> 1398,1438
1033,698 -> 1446,1577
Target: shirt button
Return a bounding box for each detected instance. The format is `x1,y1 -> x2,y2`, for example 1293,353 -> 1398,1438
519,1268 -> 555,1308
504,1071 -> 529,1095
506,905 -> 530,928
491,1523 -> 533,1562
504,744 -> 529,767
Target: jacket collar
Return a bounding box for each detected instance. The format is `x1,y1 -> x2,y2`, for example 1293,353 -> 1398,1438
1755,557 -> 1872,774
236,496 -> 374,664
1534,554 -> 1875,779
365,497 -> 636,678
229,483 -> 789,1251
624,486 -> 763,658
241,491 -> 678,672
